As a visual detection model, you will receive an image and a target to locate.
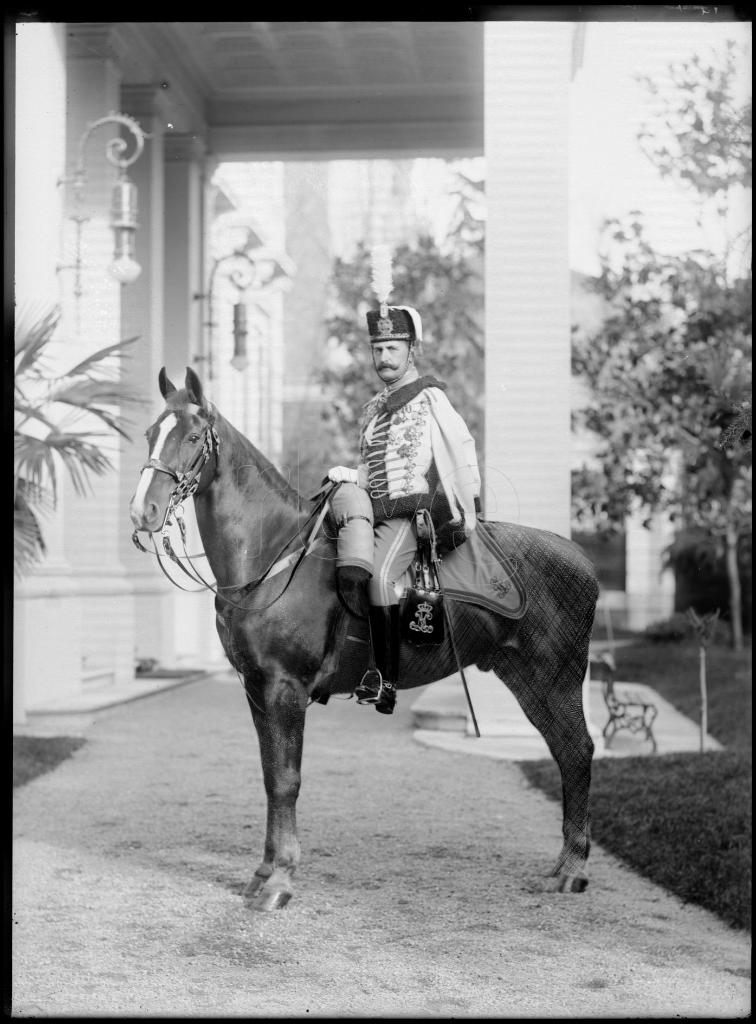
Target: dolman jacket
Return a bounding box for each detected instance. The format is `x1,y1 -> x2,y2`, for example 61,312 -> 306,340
356,375 -> 481,551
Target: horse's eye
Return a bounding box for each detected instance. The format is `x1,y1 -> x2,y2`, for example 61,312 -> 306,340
187,434 -> 200,444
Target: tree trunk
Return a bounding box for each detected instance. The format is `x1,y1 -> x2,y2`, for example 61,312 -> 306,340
725,521 -> 743,652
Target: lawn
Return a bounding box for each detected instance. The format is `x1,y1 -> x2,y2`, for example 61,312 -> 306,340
13,735 -> 86,788
519,635 -> 752,931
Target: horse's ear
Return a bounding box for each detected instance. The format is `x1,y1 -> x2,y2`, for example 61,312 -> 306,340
159,367 -> 177,398
185,366 -> 205,407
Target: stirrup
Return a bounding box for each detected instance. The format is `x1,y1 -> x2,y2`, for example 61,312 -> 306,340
355,668 -> 383,705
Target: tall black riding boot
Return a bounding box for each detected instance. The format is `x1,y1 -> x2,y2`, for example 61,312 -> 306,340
375,605 -> 400,716
354,605 -> 400,715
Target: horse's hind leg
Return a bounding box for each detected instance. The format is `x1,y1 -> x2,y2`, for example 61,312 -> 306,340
541,695 -> 593,893
243,674 -> 307,911
493,656 -> 593,893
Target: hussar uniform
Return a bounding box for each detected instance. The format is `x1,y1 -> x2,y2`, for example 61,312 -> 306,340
329,251 -> 481,714
358,366 -> 481,605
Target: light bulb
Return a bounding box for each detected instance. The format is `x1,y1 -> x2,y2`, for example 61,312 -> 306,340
109,255 -> 142,285
230,353 -> 249,372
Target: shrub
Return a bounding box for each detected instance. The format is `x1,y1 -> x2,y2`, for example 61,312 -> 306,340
644,612 -> 694,643
644,612 -> 731,645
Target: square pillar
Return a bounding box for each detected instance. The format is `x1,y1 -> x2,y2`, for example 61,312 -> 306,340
59,44 -> 138,690
484,22 -> 572,537
163,132 -> 225,667
14,23 -> 84,723
625,511 -> 676,630
116,84 -> 182,669
163,132 -> 206,376
472,24 -> 582,740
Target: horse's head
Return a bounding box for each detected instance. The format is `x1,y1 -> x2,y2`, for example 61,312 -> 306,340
129,367 -> 219,533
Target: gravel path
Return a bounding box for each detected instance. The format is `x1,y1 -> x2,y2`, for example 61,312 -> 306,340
12,673 -> 751,1018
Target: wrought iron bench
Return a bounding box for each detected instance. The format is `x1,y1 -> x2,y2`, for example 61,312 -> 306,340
590,654 -> 658,754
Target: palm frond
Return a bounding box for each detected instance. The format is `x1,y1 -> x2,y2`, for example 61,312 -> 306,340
15,436 -> 60,501
47,378 -> 136,408
44,434 -> 115,494
14,306 -> 61,376
14,403 -> 60,433
14,474 -> 54,511
14,305 -> 142,577
45,379 -> 140,438
64,336 -> 139,378
68,405 -> 135,439
15,432 -> 117,498
14,486 -> 47,578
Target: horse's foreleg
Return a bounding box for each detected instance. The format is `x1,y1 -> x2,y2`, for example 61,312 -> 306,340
244,675 -> 307,911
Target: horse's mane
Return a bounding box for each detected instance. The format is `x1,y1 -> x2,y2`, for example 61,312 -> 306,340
243,439 -> 304,510
170,389 -> 304,511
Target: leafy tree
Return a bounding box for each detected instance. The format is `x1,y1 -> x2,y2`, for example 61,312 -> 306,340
572,41 -> 752,650
637,41 -> 752,201
320,172 -> 485,466
14,305 -> 139,577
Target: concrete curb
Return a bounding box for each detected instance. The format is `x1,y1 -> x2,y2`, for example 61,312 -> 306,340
13,670 -> 217,736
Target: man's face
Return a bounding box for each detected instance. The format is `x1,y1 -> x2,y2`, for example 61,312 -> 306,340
371,340 -> 411,386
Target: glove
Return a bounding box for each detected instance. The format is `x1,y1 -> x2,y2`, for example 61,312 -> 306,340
327,466 -> 359,484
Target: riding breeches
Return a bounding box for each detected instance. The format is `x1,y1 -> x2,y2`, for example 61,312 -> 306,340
369,517 -> 418,607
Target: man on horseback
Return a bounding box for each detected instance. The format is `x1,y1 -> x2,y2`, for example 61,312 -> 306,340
327,246 -> 481,715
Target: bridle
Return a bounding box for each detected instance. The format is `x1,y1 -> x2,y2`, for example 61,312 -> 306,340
141,413 -> 220,518
131,411 -> 333,610
132,412 -> 220,565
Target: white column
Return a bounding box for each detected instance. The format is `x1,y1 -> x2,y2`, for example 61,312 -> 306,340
117,85 -> 182,669
484,21 -> 572,537
59,43 -> 137,691
163,133 -> 206,377
474,23 -> 578,742
14,24 -> 82,722
625,511 -> 675,630
163,133 -> 224,667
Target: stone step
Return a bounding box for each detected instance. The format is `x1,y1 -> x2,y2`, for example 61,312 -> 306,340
410,680 -> 468,732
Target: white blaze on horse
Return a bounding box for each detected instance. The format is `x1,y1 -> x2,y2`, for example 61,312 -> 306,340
129,367 -> 599,911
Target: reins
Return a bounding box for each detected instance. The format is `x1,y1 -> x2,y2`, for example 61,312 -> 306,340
132,417 -> 334,613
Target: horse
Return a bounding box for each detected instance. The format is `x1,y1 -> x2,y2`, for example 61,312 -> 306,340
129,367 -> 599,911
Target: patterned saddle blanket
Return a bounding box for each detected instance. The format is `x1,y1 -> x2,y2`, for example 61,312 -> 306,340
325,484 -> 526,619
429,519 -> 527,619
325,520 -> 527,700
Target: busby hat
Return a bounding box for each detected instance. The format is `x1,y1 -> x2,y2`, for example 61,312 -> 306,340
367,245 -> 423,344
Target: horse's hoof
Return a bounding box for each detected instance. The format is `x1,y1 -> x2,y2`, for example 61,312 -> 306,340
243,874 -> 269,899
554,872 -> 588,893
249,888 -> 292,912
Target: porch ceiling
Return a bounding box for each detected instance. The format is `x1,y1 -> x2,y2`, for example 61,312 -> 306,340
74,21 -> 484,160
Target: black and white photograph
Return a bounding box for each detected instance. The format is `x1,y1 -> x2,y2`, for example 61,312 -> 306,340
8,7 -> 752,1018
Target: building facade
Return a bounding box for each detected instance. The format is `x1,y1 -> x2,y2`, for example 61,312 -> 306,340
16,19 -> 738,721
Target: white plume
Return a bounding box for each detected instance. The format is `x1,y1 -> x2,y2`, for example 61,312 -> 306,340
370,244 -> 393,312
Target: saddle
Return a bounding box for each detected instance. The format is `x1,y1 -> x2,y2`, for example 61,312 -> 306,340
316,485 -> 528,701
325,482 -> 527,621
322,515 -> 528,699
